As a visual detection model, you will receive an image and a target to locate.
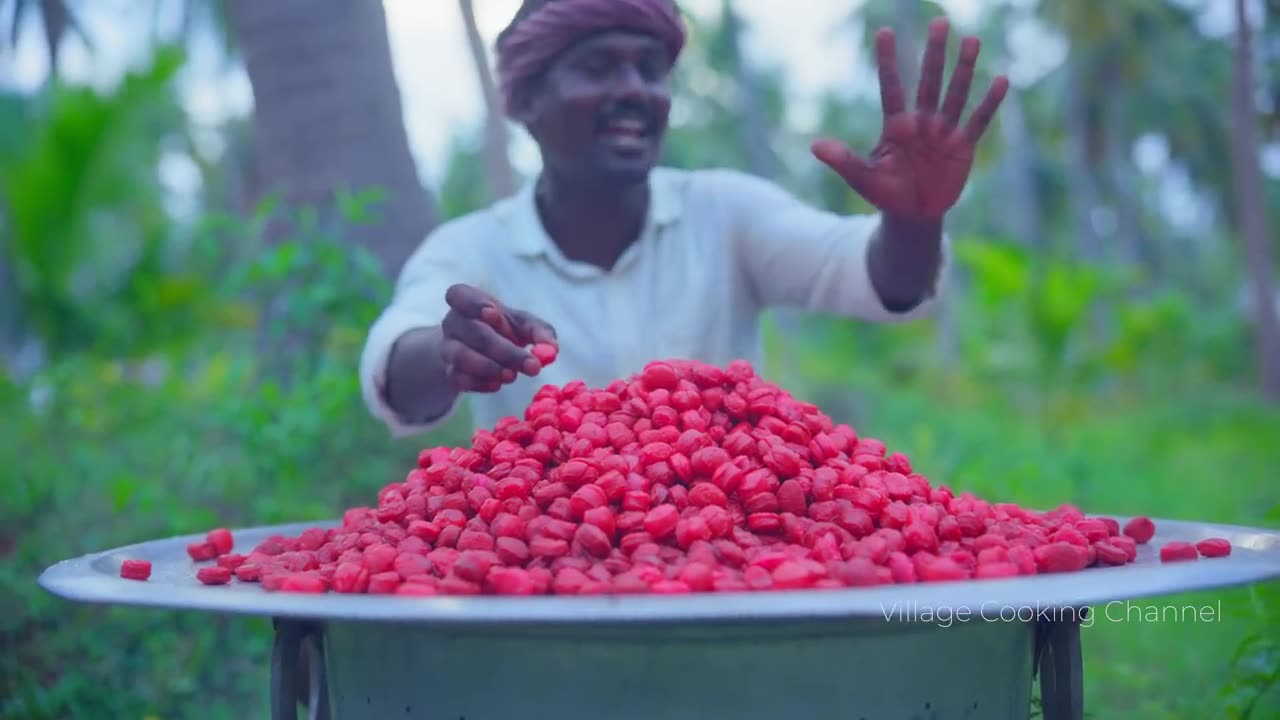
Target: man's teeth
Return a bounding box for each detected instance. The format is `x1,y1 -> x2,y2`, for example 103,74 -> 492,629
606,119 -> 646,134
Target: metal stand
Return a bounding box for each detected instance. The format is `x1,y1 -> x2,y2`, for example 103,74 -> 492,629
271,618 -> 330,720
1034,609 -> 1086,720
267,614 -> 1087,720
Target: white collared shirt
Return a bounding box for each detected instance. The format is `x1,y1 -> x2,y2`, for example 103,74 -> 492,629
359,166 -> 947,436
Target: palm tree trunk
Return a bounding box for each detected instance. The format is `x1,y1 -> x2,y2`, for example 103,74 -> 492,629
36,0 -> 77,77
1063,52 -> 1112,347
1064,55 -> 1103,264
721,0 -> 779,179
0,238 -> 21,372
1101,63 -> 1158,278
992,9 -> 1043,249
225,0 -> 436,279
459,0 -> 518,200
1230,0 -> 1280,400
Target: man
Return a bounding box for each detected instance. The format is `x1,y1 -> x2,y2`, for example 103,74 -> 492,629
359,0 -> 1008,436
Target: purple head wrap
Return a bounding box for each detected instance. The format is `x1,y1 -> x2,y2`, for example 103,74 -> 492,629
496,0 -> 686,117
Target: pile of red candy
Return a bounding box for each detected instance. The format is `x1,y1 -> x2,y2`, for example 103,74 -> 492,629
120,357 -> 1233,594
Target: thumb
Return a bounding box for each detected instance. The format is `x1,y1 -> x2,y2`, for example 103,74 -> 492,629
811,138 -> 875,198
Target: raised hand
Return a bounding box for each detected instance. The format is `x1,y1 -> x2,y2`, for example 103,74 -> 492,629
812,17 -> 1009,221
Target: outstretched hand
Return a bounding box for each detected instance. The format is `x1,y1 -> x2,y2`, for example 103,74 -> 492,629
812,17 -> 1009,221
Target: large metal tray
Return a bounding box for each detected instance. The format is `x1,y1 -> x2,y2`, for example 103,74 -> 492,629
37,515 -> 1280,626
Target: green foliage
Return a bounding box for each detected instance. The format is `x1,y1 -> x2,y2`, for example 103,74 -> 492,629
0,195 -> 473,720
1220,580 -> 1280,719
437,131 -> 497,222
0,45 -> 216,358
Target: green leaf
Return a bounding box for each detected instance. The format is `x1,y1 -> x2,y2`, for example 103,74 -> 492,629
108,474 -> 138,512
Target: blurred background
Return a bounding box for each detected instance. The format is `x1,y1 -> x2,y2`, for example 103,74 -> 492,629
1,0 -> 1278,717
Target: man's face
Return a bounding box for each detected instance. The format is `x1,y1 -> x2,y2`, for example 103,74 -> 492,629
518,30 -> 673,186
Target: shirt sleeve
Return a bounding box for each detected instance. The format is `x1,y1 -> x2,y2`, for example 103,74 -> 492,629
358,219 -> 485,437
711,169 -> 949,322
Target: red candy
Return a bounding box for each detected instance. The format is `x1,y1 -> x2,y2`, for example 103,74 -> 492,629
186,542 -> 218,562
120,559 -> 151,581
1159,541 -> 1199,563
531,343 -> 558,366
281,573 -> 327,593
1195,538 -> 1232,558
196,566 -> 232,585
181,359 -> 1158,595
206,528 -> 235,555
1091,542 -> 1129,566
216,553 -> 248,571
1123,516 -> 1156,544
395,582 -> 438,596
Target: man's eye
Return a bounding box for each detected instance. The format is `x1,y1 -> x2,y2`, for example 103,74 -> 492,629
578,58 -> 611,76
639,59 -> 666,81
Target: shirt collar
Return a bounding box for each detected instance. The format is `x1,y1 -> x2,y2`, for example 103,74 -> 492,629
502,167 -> 683,267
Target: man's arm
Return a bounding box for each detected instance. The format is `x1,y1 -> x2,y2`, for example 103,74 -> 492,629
712,168 -> 948,322
383,326 -> 457,426
359,225 -> 475,436
866,213 -> 944,313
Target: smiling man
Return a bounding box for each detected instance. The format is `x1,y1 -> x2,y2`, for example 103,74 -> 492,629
359,0 -> 1008,436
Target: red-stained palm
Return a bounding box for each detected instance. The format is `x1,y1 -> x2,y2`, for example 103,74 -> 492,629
812,17 -> 1010,220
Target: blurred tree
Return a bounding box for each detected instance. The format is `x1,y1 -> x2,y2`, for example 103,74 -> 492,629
1060,49 -> 1104,264
718,0 -> 779,179
1,0 -> 90,78
0,90 -> 29,368
225,0 -> 436,278
985,4 -> 1045,251
436,129 -> 492,222
459,0 -> 518,201
155,0 -> 235,63
661,6 -> 788,177
1265,0 -> 1280,136
0,48 -> 215,360
1037,1 -> 1230,265
857,0 -> 944,94
1230,0 -> 1280,399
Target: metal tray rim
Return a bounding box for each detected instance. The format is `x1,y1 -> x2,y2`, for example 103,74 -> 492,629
37,516 -> 1280,626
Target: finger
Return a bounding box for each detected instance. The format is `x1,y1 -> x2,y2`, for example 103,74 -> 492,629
509,310 -> 558,346
480,305 -> 520,344
941,36 -> 980,126
915,17 -> 949,113
874,28 -> 906,117
472,319 -> 540,375
444,283 -> 498,319
811,138 -> 876,198
452,372 -> 504,394
961,75 -> 1010,145
443,339 -> 507,383
448,345 -> 512,384
444,313 -> 535,373
445,343 -> 516,386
